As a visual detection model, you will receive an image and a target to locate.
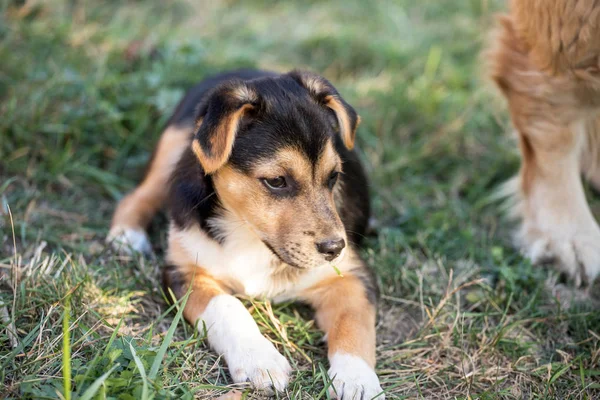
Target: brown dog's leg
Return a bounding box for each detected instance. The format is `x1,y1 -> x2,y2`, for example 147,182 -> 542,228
515,116 -> 600,285
107,124 -> 193,253
301,271 -> 383,399
489,9 -> 600,285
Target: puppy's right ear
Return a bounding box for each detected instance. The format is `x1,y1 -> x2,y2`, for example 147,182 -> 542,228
288,70 -> 360,150
192,82 -> 257,174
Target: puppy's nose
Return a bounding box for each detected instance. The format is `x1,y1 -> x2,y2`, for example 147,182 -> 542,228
316,238 -> 346,261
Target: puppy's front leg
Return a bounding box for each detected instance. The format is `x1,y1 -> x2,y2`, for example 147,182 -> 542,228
303,272 -> 384,400
109,125 -> 192,254
164,266 -> 291,392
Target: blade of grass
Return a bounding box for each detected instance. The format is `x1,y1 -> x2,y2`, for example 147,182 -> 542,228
62,294 -> 71,400
318,363 -> 333,399
148,290 -> 190,380
0,313 -> 50,370
129,342 -> 150,400
549,363 -> 571,384
102,317 -> 124,358
78,365 -> 119,400
73,317 -> 125,395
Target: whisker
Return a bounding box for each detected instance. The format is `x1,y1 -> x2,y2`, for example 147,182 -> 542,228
345,229 -> 369,241
190,192 -> 217,212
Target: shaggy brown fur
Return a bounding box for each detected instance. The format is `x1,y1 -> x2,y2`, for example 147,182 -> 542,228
488,0 -> 600,285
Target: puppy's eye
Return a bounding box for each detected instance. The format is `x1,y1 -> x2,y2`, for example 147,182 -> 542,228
328,171 -> 339,189
262,176 -> 287,190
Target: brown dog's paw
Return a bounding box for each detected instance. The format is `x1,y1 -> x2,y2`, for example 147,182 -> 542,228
523,231 -> 600,287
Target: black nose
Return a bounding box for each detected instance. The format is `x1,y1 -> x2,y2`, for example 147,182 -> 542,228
316,238 -> 346,261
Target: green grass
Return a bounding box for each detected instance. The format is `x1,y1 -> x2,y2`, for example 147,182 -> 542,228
2,0 -> 600,398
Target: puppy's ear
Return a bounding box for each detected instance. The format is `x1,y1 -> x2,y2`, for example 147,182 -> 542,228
289,70 -> 360,150
192,82 -> 257,174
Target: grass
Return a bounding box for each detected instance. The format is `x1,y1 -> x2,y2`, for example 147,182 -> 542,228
2,0 -> 600,398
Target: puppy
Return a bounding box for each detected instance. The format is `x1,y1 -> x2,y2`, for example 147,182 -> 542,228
108,70 -> 384,398
488,0 -> 600,286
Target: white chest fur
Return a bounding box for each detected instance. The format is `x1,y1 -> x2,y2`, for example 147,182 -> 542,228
167,218 -> 348,301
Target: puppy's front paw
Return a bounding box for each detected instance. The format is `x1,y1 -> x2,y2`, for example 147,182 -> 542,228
107,226 -> 152,255
328,353 -> 384,400
522,228 -> 600,286
227,336 -> 292,393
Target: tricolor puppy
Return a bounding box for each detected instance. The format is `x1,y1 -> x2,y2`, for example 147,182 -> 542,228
108,70 -> 384,398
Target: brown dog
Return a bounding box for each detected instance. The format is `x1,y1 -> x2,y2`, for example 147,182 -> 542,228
488,0 -> 600,286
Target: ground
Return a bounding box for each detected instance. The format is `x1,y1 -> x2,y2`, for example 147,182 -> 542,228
2,0 -> 600,399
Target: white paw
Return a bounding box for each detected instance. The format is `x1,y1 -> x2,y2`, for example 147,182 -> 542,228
201,295 -> 292,393
521,227 -> 600,286
328,353 -> 384,400
106,226 -> 152,255
226,335 -> 292,393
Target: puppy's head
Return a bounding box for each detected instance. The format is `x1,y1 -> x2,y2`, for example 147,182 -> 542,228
192,70 -> 360,269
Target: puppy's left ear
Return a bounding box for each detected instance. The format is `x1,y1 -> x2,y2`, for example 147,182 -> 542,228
289,70 -> 360,150
192,81 -> 257,174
